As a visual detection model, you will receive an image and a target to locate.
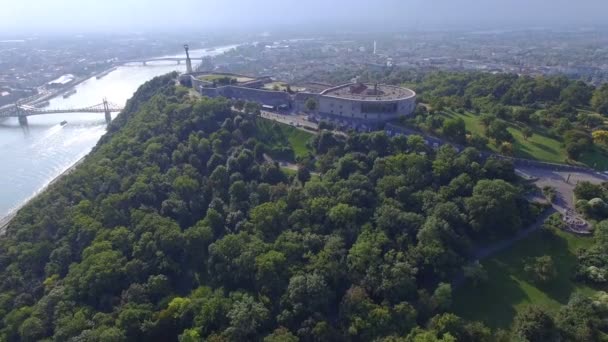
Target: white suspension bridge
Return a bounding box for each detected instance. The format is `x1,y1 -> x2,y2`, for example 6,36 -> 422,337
0,99 -> 123,125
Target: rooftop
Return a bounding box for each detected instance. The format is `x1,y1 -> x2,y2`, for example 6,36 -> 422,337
320,83 -> 415,101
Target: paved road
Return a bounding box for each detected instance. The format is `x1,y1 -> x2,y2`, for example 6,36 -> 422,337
517,166 -> 608,211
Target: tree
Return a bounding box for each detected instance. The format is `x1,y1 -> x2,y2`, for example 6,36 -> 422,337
564,130 -> 592,159
406,328 -> 457,342
255,250 -> 287,295
512,108 -> 534,123
427,313 -> 493,342
512,305 -> 558,342
578,112 -> 603,129
234,99 -> 246,111
486,119 -> 513,144
593,130 -> 608,146
524,255 -> 557,284
465,179 -> 522,236
414,104 -> 428,117
407,135 -> 428,154
245,102 -> 262,116
19,317 -> 46,342
264,327 -> 298,342
347,227 -> 389,280
553,118 -> 572,134
226,294 -> 269,340
432,283 -> 452,312
442,118 -> 466,144
467,134 -> 489,150
250,201 -> 287,239
329,203 -> 359,231
542,186 -> 557,203
179,329 -> 202,342
522,126 -> 533,141
560,81 -> 593,107
484,154 -> 516,182
463,261 -> 488,287
280,273 -> 332,324
480,113 -> 496,127
555,295 -> 601,341
305,98 -> 318,112
592,84 -> 608,115
65,243 -> 127,304
313,131 -> 340,154
498,142 -> 513,156
574,181 -> 604,201
296,165 -> 311,184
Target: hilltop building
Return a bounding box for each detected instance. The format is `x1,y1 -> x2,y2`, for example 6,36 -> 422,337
179,72 -> 416,130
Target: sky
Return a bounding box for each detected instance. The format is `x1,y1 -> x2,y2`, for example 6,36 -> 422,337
1,0 -> 607,34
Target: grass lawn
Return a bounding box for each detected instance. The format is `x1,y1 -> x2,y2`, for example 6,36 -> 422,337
453,228 -> 596,329
281,167 -> 297,177
199,74 -> 254,83
199,74 -> 235,82
263,81 -> 287,91
440,109 -> 608,169
287,129 -> 313,159
256,117 -> 314,160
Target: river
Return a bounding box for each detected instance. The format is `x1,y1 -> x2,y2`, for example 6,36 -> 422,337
0,45 -> 236,219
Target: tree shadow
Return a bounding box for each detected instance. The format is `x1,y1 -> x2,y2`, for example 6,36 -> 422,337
513,145 -> 538,161
454,230 -> 584,329
525,232 -> 581,304
529,140 -> 560,154
453,258 -> 529,329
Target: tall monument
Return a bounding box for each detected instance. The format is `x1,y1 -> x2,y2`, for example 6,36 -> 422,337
184,44 -> 193,74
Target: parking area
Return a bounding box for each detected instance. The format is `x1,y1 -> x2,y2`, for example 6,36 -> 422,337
516,166 -> 608,233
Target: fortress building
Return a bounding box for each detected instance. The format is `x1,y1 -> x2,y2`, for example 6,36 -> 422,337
179,72 -> 416,130
314,83 -> 416,129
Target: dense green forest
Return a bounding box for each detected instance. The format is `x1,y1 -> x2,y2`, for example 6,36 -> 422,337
0,73 -> 606,341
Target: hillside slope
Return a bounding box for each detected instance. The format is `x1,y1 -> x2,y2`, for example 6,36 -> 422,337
0,74 -> 562,341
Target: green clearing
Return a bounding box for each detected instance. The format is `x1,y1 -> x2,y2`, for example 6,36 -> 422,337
199,74 -> 235,82
281,167 -> 297,177
263,82 -> 289,91
262,82 -> 305,92
440,109 -> 608,169
198,74 -> 254,83
453,228 -> 596,329
287,129 -> 314,159
255,117 -> 313,160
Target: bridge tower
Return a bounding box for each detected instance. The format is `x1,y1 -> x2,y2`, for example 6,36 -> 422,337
184,44 -> 193,74
16,106 -> 28,127
103,98 -> 112,125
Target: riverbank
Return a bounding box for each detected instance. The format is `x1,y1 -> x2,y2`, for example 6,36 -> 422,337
29,67 -> 120,106
0,44 -> 237,235
0,155 -> 86,236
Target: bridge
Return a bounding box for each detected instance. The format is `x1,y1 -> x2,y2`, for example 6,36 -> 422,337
122,44 -> 204,67
122,56 -> 207,66
0,99 -> 123,125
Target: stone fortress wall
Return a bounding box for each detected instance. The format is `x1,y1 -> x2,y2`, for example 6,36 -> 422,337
180,73 -> 417,129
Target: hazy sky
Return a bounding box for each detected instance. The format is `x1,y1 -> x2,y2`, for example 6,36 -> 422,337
1,0 -> 607,34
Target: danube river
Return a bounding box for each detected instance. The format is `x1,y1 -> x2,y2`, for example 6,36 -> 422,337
0,45 -> 236,219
